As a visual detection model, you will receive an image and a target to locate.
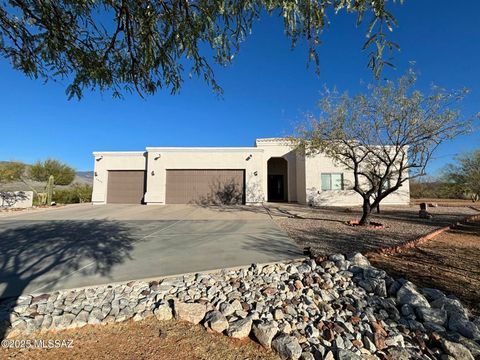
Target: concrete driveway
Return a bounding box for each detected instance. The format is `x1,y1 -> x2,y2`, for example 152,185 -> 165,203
0,204 -> 301,299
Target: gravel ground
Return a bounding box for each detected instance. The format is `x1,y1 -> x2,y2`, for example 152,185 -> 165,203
267,203 -> 480,255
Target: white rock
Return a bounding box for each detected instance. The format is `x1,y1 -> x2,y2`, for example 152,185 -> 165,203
227,317 -> 252,339
348,253 -> 370,267
154,304 -> 173,321
416,306 -> 447,326
219,302 -> 235,316
252,321 -> 278,348
204,310 -> 229,333
274,309 -> 285,320
396,282 -> 430,308
272,335 -> 302,360
173,301 -> 206,325
441,339 -> 474,360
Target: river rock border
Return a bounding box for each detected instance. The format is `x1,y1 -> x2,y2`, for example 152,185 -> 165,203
1,254 -> 479,360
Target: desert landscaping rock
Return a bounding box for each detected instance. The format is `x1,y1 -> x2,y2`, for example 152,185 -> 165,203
431,297 -> 469,318
173,301 -> 206,325
337,349 -> 362,360
421,288 -> 446,302
415,306 -> 447,325
441,339 -> 475,360
272,334 -> 303,360
348,253 -> 370,267
448,313 -> 480,340
204,310 -> 229,333
154,303 -> 173,321
226,317 -> 252,339
2,254 -> 479,360
396,281 -> 431,308
252,321 -> 278,348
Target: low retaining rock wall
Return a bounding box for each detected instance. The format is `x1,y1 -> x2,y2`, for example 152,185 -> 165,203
1,254 -> 479,360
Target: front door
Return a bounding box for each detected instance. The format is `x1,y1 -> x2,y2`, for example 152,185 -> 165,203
268,175 -> 285,202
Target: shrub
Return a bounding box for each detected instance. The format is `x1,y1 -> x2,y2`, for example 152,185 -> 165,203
53,184 -> 92,204
410,180 -> 465,199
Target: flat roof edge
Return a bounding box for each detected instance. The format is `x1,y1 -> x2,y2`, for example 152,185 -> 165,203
145,147 -> 264,152
92,151 -> 146,156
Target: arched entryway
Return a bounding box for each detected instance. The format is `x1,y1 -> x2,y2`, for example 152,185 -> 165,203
267,157 -> 288,202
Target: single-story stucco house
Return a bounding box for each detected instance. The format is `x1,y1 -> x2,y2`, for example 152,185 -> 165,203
92,138 -> 410,206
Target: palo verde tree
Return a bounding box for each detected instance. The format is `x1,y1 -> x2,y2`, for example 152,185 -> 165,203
0,161 -> 33,192
444,150 -> 480,202
294,70 -> 476,225
0,161 -> 25,184
29,159 -> 76,204
0,0 -> 401,99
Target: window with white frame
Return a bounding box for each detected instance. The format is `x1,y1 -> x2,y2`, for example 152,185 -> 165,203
382,178 -> 393,191
321,173 -> 344,191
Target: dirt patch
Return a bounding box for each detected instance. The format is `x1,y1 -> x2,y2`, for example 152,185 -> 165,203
1,317 -> 279,360
268,203 -> 479,255
369,218 -> 480,315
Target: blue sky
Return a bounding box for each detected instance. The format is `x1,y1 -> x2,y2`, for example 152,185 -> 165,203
1,0 -> 479,173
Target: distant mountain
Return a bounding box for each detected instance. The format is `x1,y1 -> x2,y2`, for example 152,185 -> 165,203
0,161 -> 93,190
75,171 -> 93,184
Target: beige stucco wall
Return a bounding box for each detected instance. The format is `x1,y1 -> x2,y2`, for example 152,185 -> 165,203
92,138 -> 410,206
255,139 -> 297,202
92,152 -> 147,204
303,153 -> 410,206
144,148 -> 265,205
295,152 -> 307,204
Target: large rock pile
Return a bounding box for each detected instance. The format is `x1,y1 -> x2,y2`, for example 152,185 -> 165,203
1,254 -> 479,360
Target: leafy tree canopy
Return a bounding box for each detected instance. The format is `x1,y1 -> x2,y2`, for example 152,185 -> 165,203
0,0 -> 401,99
29,159 -> 76,185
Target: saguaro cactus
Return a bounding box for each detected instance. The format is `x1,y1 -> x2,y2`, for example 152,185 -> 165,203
46,175 -> 54,205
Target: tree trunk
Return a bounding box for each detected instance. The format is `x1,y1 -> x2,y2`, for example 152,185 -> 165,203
359,199 -> 371,225
376,203 -> 380,213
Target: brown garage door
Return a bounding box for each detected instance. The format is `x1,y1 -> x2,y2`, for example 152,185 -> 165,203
107,170 -> 146,204
166,170 -> 245,205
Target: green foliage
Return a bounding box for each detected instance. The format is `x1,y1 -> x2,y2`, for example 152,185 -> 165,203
294,69 -> 476,224
0,0 -> 401,99
443,150 -> 480,200
53,184 -> 93,204
409,179 -> 465,199
28,159 -> 75,186
0,161 -> 26,183
33,192 -> 47,206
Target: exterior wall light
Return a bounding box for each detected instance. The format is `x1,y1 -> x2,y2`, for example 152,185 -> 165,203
154,154 -> 161,160
246,154 -> 253,161
95,155 -> 103,161
253,171 -> 258,176
94,172 -> 98,177
151,171 -> 155,176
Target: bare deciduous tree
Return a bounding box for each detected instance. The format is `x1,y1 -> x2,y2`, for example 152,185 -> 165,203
294,70 -> 476,225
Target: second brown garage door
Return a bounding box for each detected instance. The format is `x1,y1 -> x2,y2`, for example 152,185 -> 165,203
107,170 -> 146,204
166,169 -> 245,205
